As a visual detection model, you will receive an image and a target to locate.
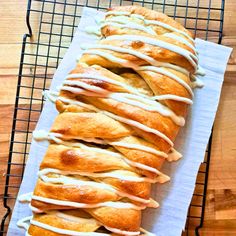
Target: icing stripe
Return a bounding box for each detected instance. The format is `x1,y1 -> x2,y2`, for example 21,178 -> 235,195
108,93 -> 185,126
103,35 -> 198,69
152,94 -> 192,104
145,19 -> 194,42
17,215 -> 146,236
163,33 -> 196,51
65,73 -> 146,96
109,141 -> 168,159
30,219 -> 110,236
60,84 -> 183,128
101,110 -> 173,145
64,73 -> 192,104
82,44 -> 190,75
137,66 -> 194,97
31,195 -> 146,210
61,75 -> 185,126
104,225 -> 140,236
38,168 -> 163,185
17,216 -> 32,231
17,214 -> 153,236
63,80 -> 109,94
105,11 -> 194,42
167,148 -> 183,162
103,16 -> 195,51
101,21 -> 156,35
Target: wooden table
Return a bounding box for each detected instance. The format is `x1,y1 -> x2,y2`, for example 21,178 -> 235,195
0,0 -> 235,235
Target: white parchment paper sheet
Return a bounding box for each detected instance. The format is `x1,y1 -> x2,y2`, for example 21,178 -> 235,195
7,7 -> 232,236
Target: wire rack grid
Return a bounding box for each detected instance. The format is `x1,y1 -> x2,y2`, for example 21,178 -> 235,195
0,0 -> 225,235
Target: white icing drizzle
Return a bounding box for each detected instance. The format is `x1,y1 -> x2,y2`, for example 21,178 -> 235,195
82,43 -> 190,75
119,157 -> 170,183
35,130 -> 106,145
101,110 -> 173,145
196,65 -> 206,76
38,170 -> 152,205
145,19 -> 194,42
17,211 -> 153,236
29,204 -> 43,213
57,96 -> 97,112
17,216 -> 32,231
103,35 -> 198,69
82,45 -> 157,69
61,85 -> 100,97
108,141 -> 168,159
31,195 -> 146,210
47,80 -> 192,107
163,33 -> 196,52
103,15 -> 194,52
17,214 -> 152,236
85,25 -> 101,36
152,94 -> 193,104
18,192 -> 43,213
140,227 -> 156,236
65,73 -> 145,96
63,80 -> 109,94
54,211 -> 99,224
191,76 -> 204,88
108,93 -> 185,126
137,66 -> 194,97
101,21 -> 156,35
167,148 -> 183,162
61,75 -> 185,126
38,168 -> 163,184
18,192 -> 33,202
104,225 -> 140,236
105,11 -> 194,43
54,212 -> 143,236
60,86 -> 182,134
30,219 -> 111,236
131,14 -> 145,20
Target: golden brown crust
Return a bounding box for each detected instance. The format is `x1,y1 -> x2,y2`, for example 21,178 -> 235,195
28,209 -> 140,235
32,179 -> 120,206
40,144 -> 132,173
137,69 -> 192,116
86,207 -> 141,232
48,112 -> 170,177
50,112 -> 132,139
28,210 -> 100,235
81,96 -> 179,146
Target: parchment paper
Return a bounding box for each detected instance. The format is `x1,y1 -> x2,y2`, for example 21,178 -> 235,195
7,7 -> 232,236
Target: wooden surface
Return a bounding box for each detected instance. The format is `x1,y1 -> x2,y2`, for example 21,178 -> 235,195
0,0 -> 236,235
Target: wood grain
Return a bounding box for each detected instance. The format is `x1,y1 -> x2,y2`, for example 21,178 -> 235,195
0,0 -> 236,235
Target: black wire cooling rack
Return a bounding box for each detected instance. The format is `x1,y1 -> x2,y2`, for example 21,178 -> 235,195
0,0 -> 225,235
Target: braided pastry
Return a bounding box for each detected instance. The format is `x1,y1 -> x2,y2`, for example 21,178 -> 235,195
17,5 -> 202,236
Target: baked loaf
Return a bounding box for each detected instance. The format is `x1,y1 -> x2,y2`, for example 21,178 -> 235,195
18,5 -> 200,236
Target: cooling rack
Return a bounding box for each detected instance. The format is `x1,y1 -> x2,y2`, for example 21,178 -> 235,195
0,0 -> 225,235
